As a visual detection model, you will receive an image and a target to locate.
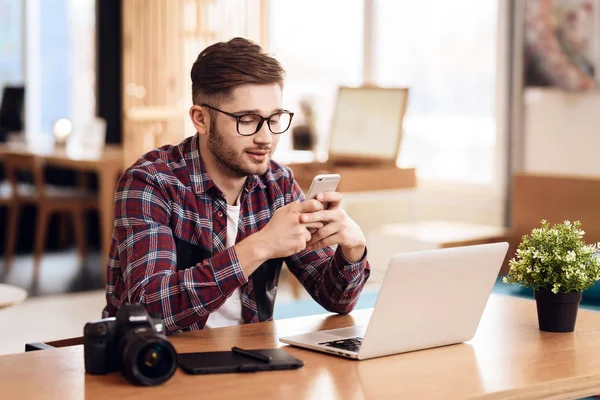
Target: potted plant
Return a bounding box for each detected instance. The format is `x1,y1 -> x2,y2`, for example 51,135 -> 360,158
503,220 -> 600,332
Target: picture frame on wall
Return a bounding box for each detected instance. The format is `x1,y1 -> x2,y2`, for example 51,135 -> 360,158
524,0 -> 600,91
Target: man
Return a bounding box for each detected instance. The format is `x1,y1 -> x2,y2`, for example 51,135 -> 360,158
103,37 -> 370,333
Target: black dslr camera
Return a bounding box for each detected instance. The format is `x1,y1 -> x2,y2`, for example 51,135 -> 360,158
83,304 -> 178,386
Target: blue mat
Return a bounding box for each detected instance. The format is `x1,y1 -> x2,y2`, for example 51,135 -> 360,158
273,277 -> 600,320
492,278 -> 600,312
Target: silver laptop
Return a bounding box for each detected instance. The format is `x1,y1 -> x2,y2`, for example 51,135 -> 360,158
279,242 -> 509,360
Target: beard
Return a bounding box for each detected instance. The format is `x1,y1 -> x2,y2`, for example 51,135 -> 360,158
207,119 -> 272,178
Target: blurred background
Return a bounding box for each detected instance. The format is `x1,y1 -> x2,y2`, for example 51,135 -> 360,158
0,0 -> 599,354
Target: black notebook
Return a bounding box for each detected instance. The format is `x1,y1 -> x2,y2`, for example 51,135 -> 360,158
178,348 -> 304,374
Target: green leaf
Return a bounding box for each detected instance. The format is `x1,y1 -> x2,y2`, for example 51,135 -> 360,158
504,220 -> 600,293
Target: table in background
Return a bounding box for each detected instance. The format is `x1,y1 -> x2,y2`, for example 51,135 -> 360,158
0,143 -> 123,273
2,295 -> 600,399
0,283 -> 27,309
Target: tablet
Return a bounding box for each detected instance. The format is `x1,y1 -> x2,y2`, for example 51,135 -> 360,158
178,348 -> 304,374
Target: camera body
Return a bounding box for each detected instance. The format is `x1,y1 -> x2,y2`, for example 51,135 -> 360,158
83,304 -> 177,386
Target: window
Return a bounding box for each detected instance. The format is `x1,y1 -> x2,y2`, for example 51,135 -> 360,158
40,0 -> 70,134
269,0 -> 364,160
268,0 -> 499,184
373,0 -> 498,183
24,0 -> 73,137
0,0 -> 23,89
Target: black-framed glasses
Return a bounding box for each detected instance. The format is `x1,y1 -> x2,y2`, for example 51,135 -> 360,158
201,104 -> 294,136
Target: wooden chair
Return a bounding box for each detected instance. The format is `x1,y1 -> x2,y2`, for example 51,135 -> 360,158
0,177 -> 17,269
3,153 -> 98,278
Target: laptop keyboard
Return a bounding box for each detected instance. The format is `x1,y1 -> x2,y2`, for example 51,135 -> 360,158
318,337 -> 363,353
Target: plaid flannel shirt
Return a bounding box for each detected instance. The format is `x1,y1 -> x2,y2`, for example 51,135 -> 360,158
103,134 -> 370,333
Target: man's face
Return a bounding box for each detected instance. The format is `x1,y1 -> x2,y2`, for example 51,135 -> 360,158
208,84 -> 283,178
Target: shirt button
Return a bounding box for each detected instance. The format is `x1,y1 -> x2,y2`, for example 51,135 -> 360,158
217,211 -> 224,217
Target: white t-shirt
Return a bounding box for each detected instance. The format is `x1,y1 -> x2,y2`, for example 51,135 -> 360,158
204,200 -> 244,328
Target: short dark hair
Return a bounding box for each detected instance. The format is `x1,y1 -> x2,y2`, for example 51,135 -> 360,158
190,37 -> 285,105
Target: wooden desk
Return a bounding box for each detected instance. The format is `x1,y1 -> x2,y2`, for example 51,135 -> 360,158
2,295 -> 600,399
0,143 -> 123,271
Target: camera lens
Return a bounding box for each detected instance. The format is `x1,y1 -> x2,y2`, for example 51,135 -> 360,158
136,343 -> 173,378
122,330 -> 177,386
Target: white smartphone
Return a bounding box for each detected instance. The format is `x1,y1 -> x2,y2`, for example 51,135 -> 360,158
305,174 -> 340,233
306,173 -> 341,207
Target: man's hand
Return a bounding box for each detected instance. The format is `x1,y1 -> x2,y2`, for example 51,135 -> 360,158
300,192 -> 366,262
236,200 -> 325,276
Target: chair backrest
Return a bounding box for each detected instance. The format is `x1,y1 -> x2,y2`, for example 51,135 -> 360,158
0,86 -> 25,132
3,153 -> 46,199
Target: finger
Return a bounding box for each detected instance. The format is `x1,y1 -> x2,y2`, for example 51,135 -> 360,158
295,199 -> 324,214
306,222 -> 341,247
304,229 -> 312,242
299,210 -> 326,224
316,191 -> 342,208
303,221 -> 325,230
300,208 -> 342,224
306,223 -> 335,246
306,233 -> 343,251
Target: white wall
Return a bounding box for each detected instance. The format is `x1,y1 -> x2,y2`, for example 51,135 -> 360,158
524,88 -> 600,177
